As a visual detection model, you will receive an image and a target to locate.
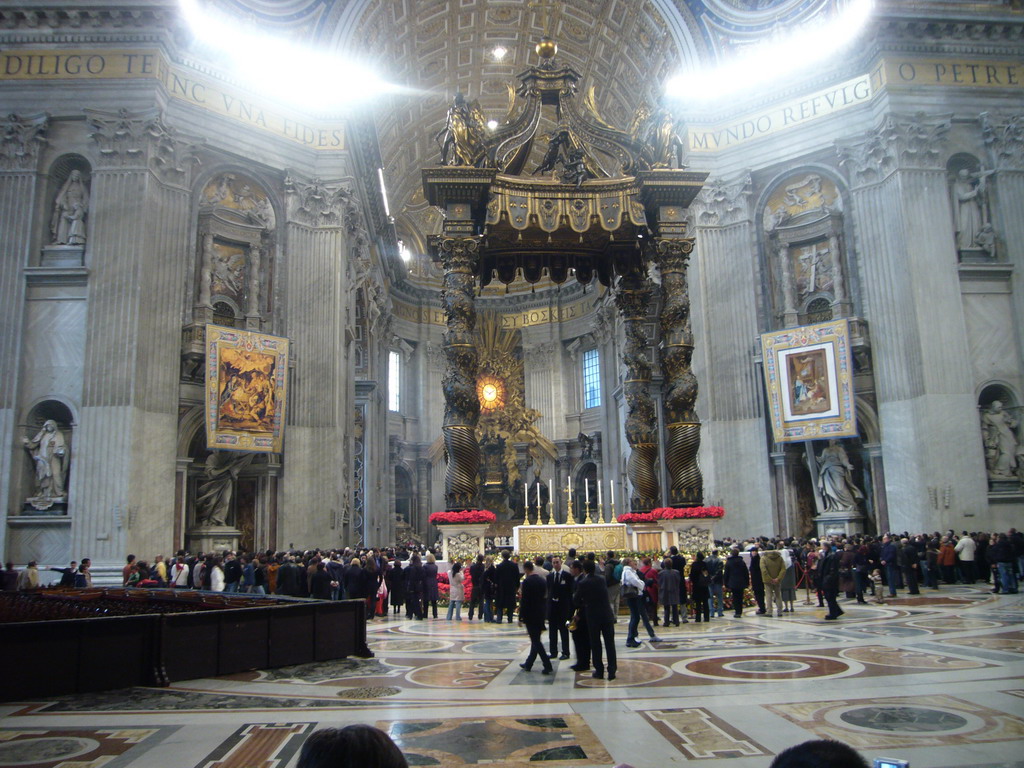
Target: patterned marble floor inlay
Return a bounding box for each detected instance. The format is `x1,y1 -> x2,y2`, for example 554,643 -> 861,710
769,695 -> 1024,748
377,715 -> 611,766
643,707 -> 771,760
3,587 -> 1021,767
195,723 -> 311,768
0,729 -> 157,768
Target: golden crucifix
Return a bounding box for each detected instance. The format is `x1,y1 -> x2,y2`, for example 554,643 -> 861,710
529,0 -> 555,36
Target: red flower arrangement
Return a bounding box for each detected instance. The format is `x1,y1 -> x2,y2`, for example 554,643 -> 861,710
617,506 -> 725,524
429,509 -> 497,524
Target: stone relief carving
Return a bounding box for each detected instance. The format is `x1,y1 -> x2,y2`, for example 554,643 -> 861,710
837,113 -> 951,184
85,107 -> 159,165
200,173 -> 276,230
149,120 -> 203,184
763,173 -> 842,232
690,171 -> 752,227
50,169 -> 89,245
816,439 -> 864,514
284,173 -> 360,230
22,420 -> 69,507
981,112 -> 1024,171
980,401 -> 1019,480
0,112 -> 48,171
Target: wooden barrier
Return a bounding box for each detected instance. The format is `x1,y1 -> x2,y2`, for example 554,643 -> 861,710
0,590 -> 371,701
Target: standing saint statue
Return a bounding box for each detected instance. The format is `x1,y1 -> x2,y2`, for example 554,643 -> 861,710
816,439 -> 864,513
981,401 -> 1019,479
194,451 -> 254,526
50,169 -> 89,245
23,420 -> 69,501
951,167 -> 993,254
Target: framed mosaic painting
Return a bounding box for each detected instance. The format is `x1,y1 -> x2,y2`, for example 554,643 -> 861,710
760,319 -> 856,443
205,324 -> 289,452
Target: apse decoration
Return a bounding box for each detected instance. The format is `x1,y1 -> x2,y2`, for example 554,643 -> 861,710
205,324 -> 289,452
760,319 -> 856,442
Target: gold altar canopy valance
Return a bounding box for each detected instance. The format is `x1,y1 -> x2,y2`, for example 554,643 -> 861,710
485,176 -> 647,234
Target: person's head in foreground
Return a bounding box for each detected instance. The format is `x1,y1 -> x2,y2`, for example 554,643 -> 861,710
297,725 -> 408,768
769,739 -> 869,768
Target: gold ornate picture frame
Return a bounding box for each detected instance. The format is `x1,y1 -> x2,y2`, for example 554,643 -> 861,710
760,319 -> 856,443
205,324 -> 289,452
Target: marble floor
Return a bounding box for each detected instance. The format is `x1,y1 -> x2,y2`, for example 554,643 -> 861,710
2,585 -> 1023,768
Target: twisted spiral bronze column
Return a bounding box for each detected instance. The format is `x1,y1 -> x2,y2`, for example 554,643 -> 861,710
439,237 -> 482,510
614,270 -> 659,512
656,238 -> 703,506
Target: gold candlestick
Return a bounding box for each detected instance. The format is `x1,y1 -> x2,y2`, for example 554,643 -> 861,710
524,505 -> 532,526
583,500 -> 593,525
610,500 -> 616,522
547,499 -> 555,525
565,483 -> 577,525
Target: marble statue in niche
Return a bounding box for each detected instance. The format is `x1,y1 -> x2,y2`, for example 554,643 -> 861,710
980,401 -> 1019,480
23,420 -> 69,504
195,451 -> 254,526
210,241 -> 247,303
816,439 -> 864,513
951,167 -> 994,255
50,170 -> 89,245
794,241 -> 834,302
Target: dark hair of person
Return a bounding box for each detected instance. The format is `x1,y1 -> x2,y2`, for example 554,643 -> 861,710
523,561 -> 534,572
583,559 -> 596,575
297,725 -> 408,768
769,739 -> 869,768
451,561 -> 461,575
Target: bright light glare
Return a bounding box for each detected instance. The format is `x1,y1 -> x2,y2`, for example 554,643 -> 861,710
398,240 -> 412,262
665,0 -> 874,103
378,167 -> 391,218
492,45 -> 508,61
179,0 -> 400,109
486,119 -> 499,130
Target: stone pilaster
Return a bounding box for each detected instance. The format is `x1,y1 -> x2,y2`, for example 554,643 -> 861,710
687,172 -> 773,537
0,113 -> 48,560
836,113 -> 988,531
280,173 -> 359,547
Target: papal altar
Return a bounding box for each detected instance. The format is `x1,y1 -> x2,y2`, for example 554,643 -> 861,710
514,523 -> 628,556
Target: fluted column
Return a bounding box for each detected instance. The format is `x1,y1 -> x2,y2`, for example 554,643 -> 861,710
837,113 -> 987,531
439,236 -> 481,510
615,269 -> 659,512
0,113 -> 47,561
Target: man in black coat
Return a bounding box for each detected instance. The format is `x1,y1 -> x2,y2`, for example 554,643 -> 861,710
547,556 -> 573,659
573,559 -> 617,680
276,556 -> 301,596
468,554 -> 486,620
669,546 -> 689,620
223,552 -> 243,593
724,545 -> 750,617
820,544 -> 843,620
568,559 -> 591,671
495,550 -> 521,624
404,554 -> 425,619
749,547 -> 767,615
518,561 -> 552,674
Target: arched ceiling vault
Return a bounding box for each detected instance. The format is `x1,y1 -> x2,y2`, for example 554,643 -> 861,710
199,0 -> 839,280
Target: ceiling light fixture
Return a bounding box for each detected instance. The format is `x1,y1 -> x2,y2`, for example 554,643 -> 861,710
664,0 -> 874,104
487,119 -> 499,130
179,0 -> 403,109
492,45 -> 508,61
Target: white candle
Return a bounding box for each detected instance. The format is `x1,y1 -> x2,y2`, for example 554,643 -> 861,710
568,474 -> 572,494
536,481 -> 541,508
524,483 -> 529,509
610,480 -> 615,507
597,481 -> 603,508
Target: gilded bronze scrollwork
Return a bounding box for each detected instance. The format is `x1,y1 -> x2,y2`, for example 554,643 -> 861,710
439,237 -> 482,509
615,270 -> 659,512
656,237 -> 703,506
